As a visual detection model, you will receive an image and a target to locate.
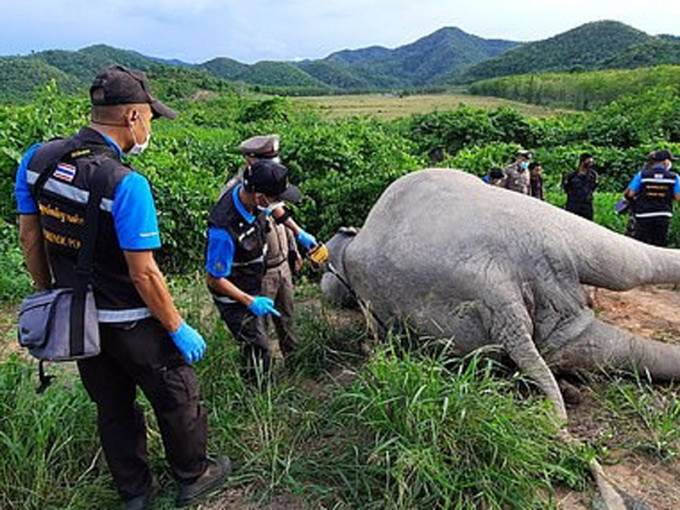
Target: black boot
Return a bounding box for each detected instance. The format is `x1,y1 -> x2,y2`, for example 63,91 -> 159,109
175,457 -> 231,508
123,477 -> 159,510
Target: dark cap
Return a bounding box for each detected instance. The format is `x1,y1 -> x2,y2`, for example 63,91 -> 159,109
243,159 -> 301,203
580,153 -> 594,162
239,135 -> 280,159
652,149 -> 676,162
90,65 -> 177,120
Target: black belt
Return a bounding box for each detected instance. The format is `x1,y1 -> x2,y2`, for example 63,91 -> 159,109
265,257 -> 287,270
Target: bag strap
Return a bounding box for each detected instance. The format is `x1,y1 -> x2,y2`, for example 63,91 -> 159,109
31,139 -> 77,201
69,159 -> 117,357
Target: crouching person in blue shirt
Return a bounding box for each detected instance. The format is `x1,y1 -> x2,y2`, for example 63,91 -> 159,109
15,66 -> 230,510
206,159 -> 312,379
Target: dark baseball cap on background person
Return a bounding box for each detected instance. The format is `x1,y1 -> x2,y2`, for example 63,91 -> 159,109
652,149 -> 677,162
239,135 -> 280,159
90,65 -> 177,120
244,159 -> 301,203
580,153 -> 594,162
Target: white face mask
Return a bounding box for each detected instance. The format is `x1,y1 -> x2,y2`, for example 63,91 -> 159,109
126,117 -> 150,156
257,200 -> 284,216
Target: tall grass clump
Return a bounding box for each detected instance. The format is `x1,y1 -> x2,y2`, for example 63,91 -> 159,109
300,347 -> 592,509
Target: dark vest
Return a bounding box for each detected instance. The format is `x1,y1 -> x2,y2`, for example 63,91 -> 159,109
208,185 -> 268,300
28,127 -> 150,321
635,166 -> 677,218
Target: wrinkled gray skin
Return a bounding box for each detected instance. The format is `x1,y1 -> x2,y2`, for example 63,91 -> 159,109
322,169 -> 680,422
322,169 -> 680,508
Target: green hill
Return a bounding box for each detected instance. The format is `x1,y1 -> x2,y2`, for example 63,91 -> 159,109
459,21 -> 651,82
0,57 -> 81,101
600,38 -> 680,69
325,27 -> 519,87
199,57 -> 250,80
468,65 -> 680,109
236,61 -> 330,88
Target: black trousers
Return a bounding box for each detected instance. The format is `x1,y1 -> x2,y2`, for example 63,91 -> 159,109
633,216 -> 671,247
566,202 -> 593,221
214,300 -> 272,378
77,318 -> 208,501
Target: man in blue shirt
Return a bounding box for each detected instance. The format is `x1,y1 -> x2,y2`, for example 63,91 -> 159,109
625,150 -> 680,247
206,159 -> 310,379
16,66 -> 229,509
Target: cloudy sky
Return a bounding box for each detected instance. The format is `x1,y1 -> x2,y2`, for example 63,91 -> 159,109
1,0 -> 678,64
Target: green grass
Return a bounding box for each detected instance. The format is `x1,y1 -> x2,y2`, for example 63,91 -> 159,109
292,93 -> 571,120
0,276 -> 593,509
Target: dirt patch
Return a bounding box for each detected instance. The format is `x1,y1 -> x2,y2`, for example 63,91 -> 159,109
560,285 -> 680,509
204,487 -> 307,509
594,285 -> 680,345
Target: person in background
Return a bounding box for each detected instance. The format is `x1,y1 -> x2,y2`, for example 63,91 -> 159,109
625,149 -> 680,247
482,167 -> 506,187
563,153 -> 598,220
529,161 -> 544,200
504,150 -> 532,194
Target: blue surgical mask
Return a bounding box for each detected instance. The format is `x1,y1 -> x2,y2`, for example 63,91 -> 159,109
519,161 -> 529,170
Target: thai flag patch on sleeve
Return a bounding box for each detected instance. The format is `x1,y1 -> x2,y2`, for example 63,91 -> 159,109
53,162 -> 76,182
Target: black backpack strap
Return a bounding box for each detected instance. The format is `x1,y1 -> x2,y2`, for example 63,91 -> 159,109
30,139 -> 78,201
68,159 -> 116,357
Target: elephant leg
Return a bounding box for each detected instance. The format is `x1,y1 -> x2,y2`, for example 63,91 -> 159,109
546,319 -> 680,381
487,301 -> 568,422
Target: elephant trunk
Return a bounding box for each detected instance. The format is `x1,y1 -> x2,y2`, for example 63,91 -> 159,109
546,319 -> 680,380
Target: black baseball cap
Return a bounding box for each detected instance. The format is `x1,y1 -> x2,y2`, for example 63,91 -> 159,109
243,159 -> 301,203
90,65 -> 177,120
652,149 -> 677,162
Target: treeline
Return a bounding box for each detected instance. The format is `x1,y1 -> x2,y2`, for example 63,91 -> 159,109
468,65 -> 680,110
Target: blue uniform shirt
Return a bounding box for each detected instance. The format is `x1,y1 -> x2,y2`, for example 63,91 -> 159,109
627,167 -> 680,194
14,135 -> 161,251
205,184 -> 255,278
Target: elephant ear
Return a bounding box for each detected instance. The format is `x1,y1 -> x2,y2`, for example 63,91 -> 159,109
338,226 -> 360,236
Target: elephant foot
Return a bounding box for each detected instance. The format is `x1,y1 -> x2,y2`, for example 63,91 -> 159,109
558,378 -> 582,406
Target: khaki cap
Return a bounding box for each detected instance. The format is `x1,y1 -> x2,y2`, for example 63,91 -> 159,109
239,134 -> 280,159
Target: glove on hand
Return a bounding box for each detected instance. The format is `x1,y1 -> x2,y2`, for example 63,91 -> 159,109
248,296 -> 281,317
169,321 -> 207,364
296,230 -> 318,251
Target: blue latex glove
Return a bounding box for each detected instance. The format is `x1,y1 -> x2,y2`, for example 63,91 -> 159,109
169,321 -> 207,364
248,296 -> 281,317
296,230 -> 318,251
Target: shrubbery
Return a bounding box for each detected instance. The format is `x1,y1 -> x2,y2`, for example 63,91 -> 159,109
2,83 -> 680,297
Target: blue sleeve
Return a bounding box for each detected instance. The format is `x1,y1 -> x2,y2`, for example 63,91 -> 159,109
15,144 -> 42,214
627,171 -> 642,193
482,175 -> 489,183
675,176 -> 680,195
205,227 -> 234,278
112,172 -> 162,251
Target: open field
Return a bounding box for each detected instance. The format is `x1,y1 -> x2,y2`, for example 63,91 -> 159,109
292,93 -> 574,120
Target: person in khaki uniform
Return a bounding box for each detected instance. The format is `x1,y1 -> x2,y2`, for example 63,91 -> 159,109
504,149 -> 532,194
261,215 -> 302,358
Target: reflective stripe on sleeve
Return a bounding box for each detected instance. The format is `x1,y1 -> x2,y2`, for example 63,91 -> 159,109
634,211 -> 673,218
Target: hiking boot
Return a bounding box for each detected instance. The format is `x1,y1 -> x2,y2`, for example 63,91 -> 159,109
175,457 -> 231,508
123,477 -> 159,510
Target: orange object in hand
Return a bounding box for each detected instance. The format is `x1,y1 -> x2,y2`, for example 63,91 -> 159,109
308,243 -> 329,266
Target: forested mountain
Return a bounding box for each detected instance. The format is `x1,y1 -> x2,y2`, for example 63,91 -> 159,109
321,27 -> 519,87
458,21 -> 669,82
2,20 -> 680,101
